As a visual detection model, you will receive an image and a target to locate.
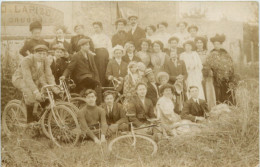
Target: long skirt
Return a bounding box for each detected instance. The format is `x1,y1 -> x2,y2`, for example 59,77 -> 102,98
94,48 -> 109,86
214,79 -> 235,105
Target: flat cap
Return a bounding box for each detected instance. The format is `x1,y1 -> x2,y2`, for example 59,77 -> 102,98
52,44 -> 65,51
30,21 -> 42,31
33,45 -> 48,52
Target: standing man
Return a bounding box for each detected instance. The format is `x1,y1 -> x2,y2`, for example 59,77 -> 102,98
70,24 -> 94,54
78,89 -> 108,144
20,21 -> 49,57
60,39 -> 102,103
126,14 -> 146,50
112,18 -> 128,47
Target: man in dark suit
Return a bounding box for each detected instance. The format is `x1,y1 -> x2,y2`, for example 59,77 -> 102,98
164,36 -> 184,57
122,41 -> 141,64
128,82 -> 156,127
60,38 -> 101,103
106,45 -> 127,91
181,86 -> 209,122
144,68 -> 159,107
20,21 -> 49,57
111,18 -> 128,47
126,14 -> 146,50
70,25 -> 94,54
101,90 -> 128,135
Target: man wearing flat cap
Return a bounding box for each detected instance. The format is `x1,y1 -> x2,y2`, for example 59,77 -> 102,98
61,38 -> 102,103
112,18 -> 128,47
70,24 -> 94,54
126,14 -> 146,50
20,21 -> 49,57
13,44 -> 60,124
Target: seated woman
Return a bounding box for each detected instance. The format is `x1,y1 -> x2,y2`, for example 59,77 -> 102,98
136,38 -> 151,67
100,90 -> 128,135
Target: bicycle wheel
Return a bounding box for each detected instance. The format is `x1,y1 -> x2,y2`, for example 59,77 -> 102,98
47,105 -> 80,147
40,110 -> 51,139
108,134 -> 158,161
70,97 -> 87,110
2,100 -> 27,135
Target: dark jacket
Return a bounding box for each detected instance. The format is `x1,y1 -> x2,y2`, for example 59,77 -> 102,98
70,35 -> 94,53
146,82 -> 159,106
165,59 -> 188,84
106,59 -> 128,79
100,103 -> 128,125
49,38 -> 72,54
128,97 -> 156,127
122,54 -> 141,64
20,38 -> 49,57
181,98 -> 209,122
50,57 -> 70,84
126,26 -> 146,50
112,31 -> 128,47
62,50 -> 100,83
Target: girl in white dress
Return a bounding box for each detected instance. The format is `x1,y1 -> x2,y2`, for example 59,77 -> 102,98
180,40 -> 205,100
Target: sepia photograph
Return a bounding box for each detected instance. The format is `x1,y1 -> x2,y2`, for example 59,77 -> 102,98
1,1 -> 259,167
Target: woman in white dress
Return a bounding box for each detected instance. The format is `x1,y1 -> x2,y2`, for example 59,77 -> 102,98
91,22 -> 112,86
180,40 -> 205,100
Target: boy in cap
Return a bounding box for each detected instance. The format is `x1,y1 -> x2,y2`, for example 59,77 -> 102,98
13,44 -> 60,124
145,68 -> 159,106
112,18 -> 128,47
20,21 -> 49,57
70,24 -> 94,54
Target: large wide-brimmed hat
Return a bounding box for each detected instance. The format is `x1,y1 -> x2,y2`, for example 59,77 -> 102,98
157,21 -> 168,28
77,38 -> 91,47
168,36 -> 180,43
159,83 -> 175,95
30,21 -> 42,32
127,12 -> 138,20
115,18 -> 127,25
187,25 -> 198,32
33,44 -> 48,52
210,34 -> 226,43
156,71 -> 169,83
183,40 -> 195,50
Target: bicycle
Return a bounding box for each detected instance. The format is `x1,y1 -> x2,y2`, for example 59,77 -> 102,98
2,85 -> 80,147
101,77 -> 126,104
108,114 -> 159,161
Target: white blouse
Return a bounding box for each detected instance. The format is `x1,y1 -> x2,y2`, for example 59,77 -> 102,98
91,33 -> 112,58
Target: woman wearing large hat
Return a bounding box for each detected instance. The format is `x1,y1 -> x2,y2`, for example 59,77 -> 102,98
210,33 -> 228,54
180,40 -> 205,100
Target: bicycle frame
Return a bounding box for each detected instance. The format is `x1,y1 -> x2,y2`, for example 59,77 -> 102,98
59,79 -> 72,102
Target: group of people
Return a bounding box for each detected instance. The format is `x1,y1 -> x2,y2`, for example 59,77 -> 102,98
13,13 -> 236,143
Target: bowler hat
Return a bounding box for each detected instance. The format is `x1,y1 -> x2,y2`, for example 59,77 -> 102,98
33,45 -> 48,52
30,21 -> 42,32
115,18 -> 127,25
128,14 -> 138,20
77,38 -> 91,47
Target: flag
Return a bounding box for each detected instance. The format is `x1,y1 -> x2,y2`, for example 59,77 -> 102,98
116,2 -> 123,19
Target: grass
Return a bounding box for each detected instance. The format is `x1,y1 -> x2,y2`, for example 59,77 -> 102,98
1,65 -> 259,167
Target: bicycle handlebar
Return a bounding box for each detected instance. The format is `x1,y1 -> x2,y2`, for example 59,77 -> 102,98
40,85 -> 60,93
